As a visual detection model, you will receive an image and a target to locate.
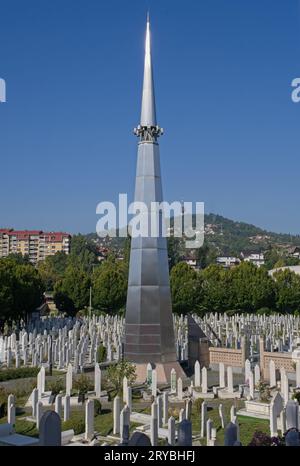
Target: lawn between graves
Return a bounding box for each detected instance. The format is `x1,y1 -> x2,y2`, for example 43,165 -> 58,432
0,375 -> 270,445
190,399 -> 270,446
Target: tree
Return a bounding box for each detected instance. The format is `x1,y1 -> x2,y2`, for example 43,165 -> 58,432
195,243 -> 210,269
68,235 -> 98,272
73,375 -> 93,402
167,237 -> 182,270
264,247 -> 281,270
92,258 -> 127,314
37,251 -> 69,291
170,262 -> 202,314
6,253 -> 30,265
53,290 -> 75,315
229,262 -> 275,312
13,264 -> 45,320
0,257 -> 44,328
274,269 -> 300,313
200,265 -> 231,312
106,360 -> 137,396
53,265 -> 90,316
0,260 -> 15,327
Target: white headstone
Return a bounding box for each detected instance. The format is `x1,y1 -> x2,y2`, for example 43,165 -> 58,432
85,399 -> 94,441
227,366 -> 233,393
170,368 -> 177,394
7,396 -> 16,428
283,374 -> 289,404
94,363 -> 101,398
66,363 -> 73,396
123,376 -> 128,403
31,388 -> 38,418
63,394 -> 70,422
150,401 -> 158,446
146,363 -> 152,385
163,391 -> 168,425
151,370 -> 157,397
254,364 -> 260,386
177,377 -> 183,400
113,395 -> 121,435
218,403 -> 225,429
219,362 -> 225,388
206,418 -> 212,446
55,394 -> 63,418
194,360 -> 201,388
245,359 -> 251,383
201,367 -> 208,394
249,371 -> 254,399
36,401 -> 43,429
269,360 -> 276,387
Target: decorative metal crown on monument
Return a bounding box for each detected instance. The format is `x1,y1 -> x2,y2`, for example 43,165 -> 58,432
133,124 -> 164,142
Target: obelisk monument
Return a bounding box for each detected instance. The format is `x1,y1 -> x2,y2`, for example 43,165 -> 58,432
124,15 -> 185,383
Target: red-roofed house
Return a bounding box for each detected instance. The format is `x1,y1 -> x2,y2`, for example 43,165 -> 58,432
0,229 -> 71,264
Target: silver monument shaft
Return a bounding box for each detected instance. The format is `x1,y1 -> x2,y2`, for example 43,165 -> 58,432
124,16 -> 177,365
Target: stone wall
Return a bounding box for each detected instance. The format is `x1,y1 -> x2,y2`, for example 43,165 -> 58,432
259,337 -> 295,381
209,346 -> 245,368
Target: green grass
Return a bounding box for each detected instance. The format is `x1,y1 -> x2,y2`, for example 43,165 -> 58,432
0,382 -> 271,446
237,415 -> 270,446
190,399 -> 270,446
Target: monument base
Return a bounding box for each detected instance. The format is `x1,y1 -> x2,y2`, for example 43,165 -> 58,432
134,361 -> 187,384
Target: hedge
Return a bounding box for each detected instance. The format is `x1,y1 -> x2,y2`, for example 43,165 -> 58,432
0,367 -> 40,382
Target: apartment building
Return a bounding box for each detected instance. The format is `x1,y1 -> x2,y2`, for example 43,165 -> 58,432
0,229 -> 71,264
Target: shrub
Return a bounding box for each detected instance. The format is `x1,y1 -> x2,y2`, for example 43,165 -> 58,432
94,399 -> 102,416
247,430 -> 297,446
73,375 -> 93,396
193,397 -> 204,414
256,382 -> 271,402
106,360 -> 136,396
0,367 -> 39,382
47,378 -> 64,399
62,417 -> 85,435
248,431 -> 282,446
96,344 -> 107,363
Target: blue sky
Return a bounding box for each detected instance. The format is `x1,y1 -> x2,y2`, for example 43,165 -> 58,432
0,0 -> 299,235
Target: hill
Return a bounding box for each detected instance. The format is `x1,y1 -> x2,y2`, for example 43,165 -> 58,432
85,213 -> 300,258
